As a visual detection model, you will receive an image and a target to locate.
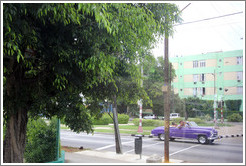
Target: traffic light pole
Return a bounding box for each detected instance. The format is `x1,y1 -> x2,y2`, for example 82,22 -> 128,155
137,65 -> 143,133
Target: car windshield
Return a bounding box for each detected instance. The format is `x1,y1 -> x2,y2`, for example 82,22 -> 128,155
188,121 -> 198,127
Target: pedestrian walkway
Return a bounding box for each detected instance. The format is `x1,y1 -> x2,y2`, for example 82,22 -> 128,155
216,122 -> 243,136
65,150 -> 183,163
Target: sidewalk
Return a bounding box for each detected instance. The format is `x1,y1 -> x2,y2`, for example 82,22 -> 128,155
65,150 -> 183,163
216,122 -> 243,136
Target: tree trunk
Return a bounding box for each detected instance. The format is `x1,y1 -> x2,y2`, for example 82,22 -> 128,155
3,108 -> 28,163
112,95 -> 122,154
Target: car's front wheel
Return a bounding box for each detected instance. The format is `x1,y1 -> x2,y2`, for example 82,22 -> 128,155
198,135 -> 208,144
159,134 -> 165,141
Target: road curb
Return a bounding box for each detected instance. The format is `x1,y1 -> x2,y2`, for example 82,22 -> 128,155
130,134 -> 154,138
218,134 -> 243,139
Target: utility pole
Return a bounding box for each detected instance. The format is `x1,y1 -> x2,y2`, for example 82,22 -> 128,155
163,37 -> 170,163
162,3 -> 191,163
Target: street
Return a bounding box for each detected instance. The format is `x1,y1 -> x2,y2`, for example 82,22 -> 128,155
60,129 -> 243,163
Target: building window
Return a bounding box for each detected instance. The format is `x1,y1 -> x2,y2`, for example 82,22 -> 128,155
200,87 -> 206,96
200,74 -> 206,82
237,71 -> 243,81
193,61 -> 199,68
193,60 -> 206,68
193,74 -> 199,82
237,56 -> 243,65
193,88 -> 198,97
237,86 -> 243,94
199,60 -> 206,67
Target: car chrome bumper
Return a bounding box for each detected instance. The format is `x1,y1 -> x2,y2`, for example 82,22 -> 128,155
208,136 -> 218,140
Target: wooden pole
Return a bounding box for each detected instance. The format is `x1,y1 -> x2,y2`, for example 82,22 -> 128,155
163,37 -> 170,163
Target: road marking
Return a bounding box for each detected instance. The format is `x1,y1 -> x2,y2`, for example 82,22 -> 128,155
95,140 -> 134,151
124,142 -> 163,154
170,144 -> 201,156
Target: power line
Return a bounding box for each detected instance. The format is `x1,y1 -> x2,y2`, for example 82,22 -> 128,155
174,11 -> 243,26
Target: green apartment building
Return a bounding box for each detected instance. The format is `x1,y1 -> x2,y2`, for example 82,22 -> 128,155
170,50 -> 243,111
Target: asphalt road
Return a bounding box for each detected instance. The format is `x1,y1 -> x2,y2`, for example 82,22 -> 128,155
60,129 -> 243,163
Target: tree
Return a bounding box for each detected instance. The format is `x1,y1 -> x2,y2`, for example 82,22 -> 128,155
3,3 -> 181,162
142,56 -> 180,116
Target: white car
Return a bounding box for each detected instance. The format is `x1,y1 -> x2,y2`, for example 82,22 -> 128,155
143,115 -> 156,119
170,113 -> 180,119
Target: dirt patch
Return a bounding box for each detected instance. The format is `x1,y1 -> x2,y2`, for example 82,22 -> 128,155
61,146 -> 88,153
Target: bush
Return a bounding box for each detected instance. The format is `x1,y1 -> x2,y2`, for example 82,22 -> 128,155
225,100 -> 242,111
92,113 -> 129,125
118,114 -> 130,124
227,113 -> 243,122
202,114 -> 212,121
24,118 -> 59,163
187,118 -> 205,124
133,119 -> 164,127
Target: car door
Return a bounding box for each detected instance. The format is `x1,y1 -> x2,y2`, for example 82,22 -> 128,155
170,127 -> 186,138
183,126 -> 194,139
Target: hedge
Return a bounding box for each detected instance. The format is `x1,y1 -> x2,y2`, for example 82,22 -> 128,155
132,117 -> 207,127
92,113 -> 129,125
198,110 -> 243,119
132,119 -> 164,127
24,117 -> 60,163
227,113 -> 243,122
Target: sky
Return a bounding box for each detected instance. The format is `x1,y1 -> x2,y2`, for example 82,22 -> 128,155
152,1 -> 245,58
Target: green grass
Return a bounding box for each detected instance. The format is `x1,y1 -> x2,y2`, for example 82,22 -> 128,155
93,124 -> 154,135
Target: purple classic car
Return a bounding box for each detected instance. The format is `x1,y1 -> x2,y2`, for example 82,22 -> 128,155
151,121 -> 218,144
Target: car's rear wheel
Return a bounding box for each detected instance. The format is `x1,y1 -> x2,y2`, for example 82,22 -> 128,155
159,134 -> 165,141
170,138 -> 175,141
198,135 -> 208,144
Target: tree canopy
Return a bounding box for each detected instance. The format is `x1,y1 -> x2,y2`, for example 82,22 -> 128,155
3,3 -> 181,162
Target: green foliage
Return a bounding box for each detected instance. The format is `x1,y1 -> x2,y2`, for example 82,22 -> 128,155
142,56 -> 182,116
170,118 -> 185,124
227,113 -> 243,122
92,113 -> 129,125
92,113 -> 111,125
187,118 -> 205,124
202,114 -> 213,121
184,97 -> 216,118
225,100 -> 242,111
3,124 -> 6,142
118,114 -> 130,124
133,119 -> 164,127
3,4 -> 181,162
24,118 -> 58,163
3,3 -> 181,132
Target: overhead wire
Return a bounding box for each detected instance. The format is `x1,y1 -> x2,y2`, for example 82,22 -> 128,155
174,11 -> 243,26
